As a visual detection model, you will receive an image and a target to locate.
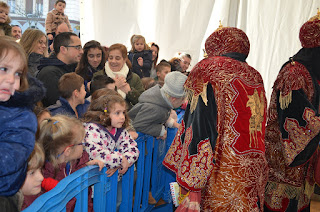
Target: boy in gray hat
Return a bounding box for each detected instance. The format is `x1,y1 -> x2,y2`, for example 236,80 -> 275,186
128,71 -> 187,139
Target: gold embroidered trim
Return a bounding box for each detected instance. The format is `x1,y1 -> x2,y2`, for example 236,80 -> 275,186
185,82 -> 208,113
279,91 -> 292,110
265,181 -> 314,210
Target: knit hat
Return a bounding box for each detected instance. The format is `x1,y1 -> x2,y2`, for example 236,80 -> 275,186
161,71 -> 187,98
299,19 -> 320,48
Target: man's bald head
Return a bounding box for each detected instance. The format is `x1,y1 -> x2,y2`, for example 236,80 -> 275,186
56,22 -> 69,35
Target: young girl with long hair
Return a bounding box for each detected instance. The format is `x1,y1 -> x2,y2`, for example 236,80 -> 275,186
75,40 -> 107,91
82,94 -> 139,177
128,34 -> 153,78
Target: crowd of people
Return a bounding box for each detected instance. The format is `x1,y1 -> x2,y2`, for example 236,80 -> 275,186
1,0 -> 320,211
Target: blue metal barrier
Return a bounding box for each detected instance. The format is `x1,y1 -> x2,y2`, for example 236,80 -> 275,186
23,110 -> 185,212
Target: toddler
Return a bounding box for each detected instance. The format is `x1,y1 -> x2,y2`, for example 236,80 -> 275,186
0,1 -> 11,36
0,36 -> 36,212
45,0 -> 72,41
128,35 -> 153,78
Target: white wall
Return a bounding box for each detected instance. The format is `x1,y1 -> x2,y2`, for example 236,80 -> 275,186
80,0 -> 320,100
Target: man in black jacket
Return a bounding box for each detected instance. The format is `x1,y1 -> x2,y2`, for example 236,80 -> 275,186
37,32 -> 83,107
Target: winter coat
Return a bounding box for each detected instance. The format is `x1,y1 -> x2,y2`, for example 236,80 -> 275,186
84,124 -> 139,169
0,75 -> 45,196
28,52 -> 44,77
37,55 -> 77,107
22,151 -> 93,212
0,23 -> 11,36
45,9 -> 72,35
94,69 -> 144,108
128,50 -> 153,78
128,85 -> 172,137
48,97 -> 90,118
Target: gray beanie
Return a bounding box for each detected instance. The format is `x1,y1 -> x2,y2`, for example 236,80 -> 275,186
161,71 -> 187,98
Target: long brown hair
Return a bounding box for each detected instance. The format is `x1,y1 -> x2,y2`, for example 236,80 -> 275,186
19,29 -> 48,57
75,40 -> 106,81
83,94 -> 129,128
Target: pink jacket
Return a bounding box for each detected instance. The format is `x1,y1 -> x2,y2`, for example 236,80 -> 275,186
45,9 -> 72,34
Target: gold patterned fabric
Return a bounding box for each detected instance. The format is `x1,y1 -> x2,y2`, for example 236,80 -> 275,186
164,27 -> 268,211
264,61 -> 320,211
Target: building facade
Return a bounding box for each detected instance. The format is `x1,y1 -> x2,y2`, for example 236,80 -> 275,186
5,0 -> 80,35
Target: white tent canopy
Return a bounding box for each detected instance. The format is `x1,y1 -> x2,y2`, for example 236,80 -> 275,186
80,0 -> 320,100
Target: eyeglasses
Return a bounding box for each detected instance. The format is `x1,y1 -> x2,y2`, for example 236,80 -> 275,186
65,45 -> 82,50
56,142 -> 87,158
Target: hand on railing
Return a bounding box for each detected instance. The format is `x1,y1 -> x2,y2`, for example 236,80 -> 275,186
106,167 -> 119,177
119,156 -> 129,175
86,159 -> 105,171
157,130 -> 167,140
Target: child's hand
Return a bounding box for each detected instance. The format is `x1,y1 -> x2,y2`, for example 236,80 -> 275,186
129,130 -> 138,140
106,168 -> 118,177
137,57 -> 143,66
173,121 -> 181,129
157,130 -> 167,140
119,156 -> 129,175
48,34 -> 53,40
86,159 -> 105,171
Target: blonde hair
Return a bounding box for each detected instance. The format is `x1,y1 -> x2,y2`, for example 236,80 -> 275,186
27,143 -> 45,171
19,29 -> 48,57
130,34 -> 150,52
38,115 -> 85,168
0,36 -> 28,91
0,2 -> 11,24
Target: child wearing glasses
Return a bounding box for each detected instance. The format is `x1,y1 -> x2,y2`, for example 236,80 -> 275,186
23,115 -> 104,211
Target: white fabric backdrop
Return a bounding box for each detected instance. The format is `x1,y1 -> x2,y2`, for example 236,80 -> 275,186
80,0 -> 320,100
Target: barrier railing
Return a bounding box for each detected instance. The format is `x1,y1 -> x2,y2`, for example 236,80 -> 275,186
23,110 -> 185,212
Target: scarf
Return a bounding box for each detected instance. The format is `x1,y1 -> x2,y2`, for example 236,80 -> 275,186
105,62 -> 129,98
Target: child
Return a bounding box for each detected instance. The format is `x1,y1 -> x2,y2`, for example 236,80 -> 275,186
155,60 -> 171,83
82,94 -> 139,177
0,36 -> 37,212
45,0 -> 72,42
47,72 -> 90,118
20,143 -> 45,210
90,74 -> 116,96
23,115 -> 104,211
129,71 -> 187,140
0,1 -> 11,36
128,34 -> 153,78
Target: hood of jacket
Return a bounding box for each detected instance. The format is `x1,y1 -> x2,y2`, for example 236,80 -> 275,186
138,85 -> 172,110
0,74 -> 46,109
